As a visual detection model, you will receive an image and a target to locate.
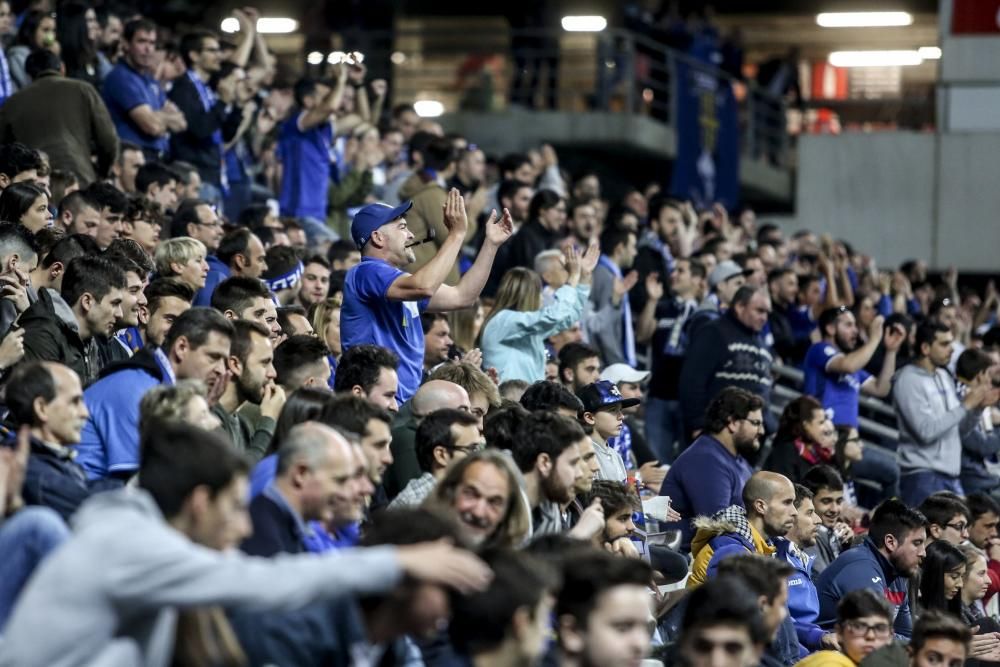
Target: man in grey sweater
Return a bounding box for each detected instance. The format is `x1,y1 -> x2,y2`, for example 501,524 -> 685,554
0,422 -> 490,667
893,321 -> 998,506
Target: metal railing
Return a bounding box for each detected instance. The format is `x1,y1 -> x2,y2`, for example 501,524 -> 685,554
311,26 -> 791,166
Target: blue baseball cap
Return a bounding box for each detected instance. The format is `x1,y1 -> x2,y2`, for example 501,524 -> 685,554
576,380 -> 641,413
350,200 -> 414,250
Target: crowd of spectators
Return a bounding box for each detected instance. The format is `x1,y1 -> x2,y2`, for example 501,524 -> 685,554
0,3 -> 996,667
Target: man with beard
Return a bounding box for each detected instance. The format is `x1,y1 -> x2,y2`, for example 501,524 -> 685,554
512,411 -> 587,537
688,472 -> 798,588
776,484 -> 841,654
805,308 -> 904,429
661,387 -> 765,550
586,480 -> 641,557
567,198 -> 600,249
212,321 -> 285,462
816,499 -> 928,639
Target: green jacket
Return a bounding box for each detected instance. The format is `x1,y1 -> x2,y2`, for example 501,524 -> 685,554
212,403 -> 276,463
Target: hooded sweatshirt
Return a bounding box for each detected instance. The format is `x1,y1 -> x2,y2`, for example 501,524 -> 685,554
775,537 -> 824,653
19,287 -> 99,385
688,505 -> 776,588
0,488 -> 401,667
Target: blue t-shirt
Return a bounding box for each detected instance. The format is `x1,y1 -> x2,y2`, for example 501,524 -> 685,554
788,304 -> 817,342
341,257 -> 429,403
102,61 -> 168,153
803,341 -> 871,428
277,112 -> 332,220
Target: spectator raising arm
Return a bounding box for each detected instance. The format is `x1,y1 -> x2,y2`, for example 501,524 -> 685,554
227,8 -> 258,68
299,63 -> 347,131
863,321 -> 906,398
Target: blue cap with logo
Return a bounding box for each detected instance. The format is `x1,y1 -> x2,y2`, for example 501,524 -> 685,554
350,200 -> 414,250
576,380 -> 641,413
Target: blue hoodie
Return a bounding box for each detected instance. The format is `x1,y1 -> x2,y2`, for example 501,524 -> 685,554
815,537 -> 912,639
775,537 -> 823,654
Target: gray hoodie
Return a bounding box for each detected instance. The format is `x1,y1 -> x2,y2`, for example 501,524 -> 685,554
893,363 -> 981,477
0,488 -> 401,667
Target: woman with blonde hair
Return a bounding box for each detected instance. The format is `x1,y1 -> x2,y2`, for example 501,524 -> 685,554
479,243 -> 598,383
309,295 -> 341,388
154,237 -> 209,291
448,300 -> 485,355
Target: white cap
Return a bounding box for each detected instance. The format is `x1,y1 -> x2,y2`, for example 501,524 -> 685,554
600,363 -> 650,386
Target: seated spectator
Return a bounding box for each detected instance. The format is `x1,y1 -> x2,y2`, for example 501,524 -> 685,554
110,143 -> 144,195
295,255 -> 330,309
662,387 -> 765,550
273,334 -> 331,392
74,307 -> 233,481
0,181 -> 51,232
215,228 -> 268,286
919,493 -> 971,546
171,198 -> 223,302
308,296 -> 340,381
860,609 -> 970,667
816,499 -> 927,638
154,237 -> 208,292
686,259 -> 749,338
959,544 -> 994,631
277,305 -> 313,337
448,549 -> 558,666
420,311 -> 453,376
138,380 -> 220,432
917,540 -> 966,617
8,362 -> 92,522
0,221 -> 39,340
210,275 -> 276,335
499,379 -> 529,402
481,250 -> 594,384
97,249 -> 151,365
135,161 -> 179,213
676,575 -> 770,667
136,278 -> 194,349
120,195 -> 162,255
0,421 -> 490,666
557,341 -> 601,394
679,285 -> 774,438
20,255 -> 126,385
327,238 -> 361,271
171,161 -> 202,200
955,348 -> 1000,500
795,590 -> 894,667
766,396 -> 838,483
56,190 -> 102,237
520,379 -> 584,419
261,244 -> 303,305
894,322 -> 996,506
802,465 -> 854,580
383,379 -> 471,500
427,361 -> 501,432
0,49 -> 118,187
80,181 -> 128,250
689,472 -> 797,588
576,380 -> 637,483
602,363 -> 661,469
585,479 -> 642,556
213,320 -> 283,461
0,141 -> 42,191
332,343 -> 400,413
389,408 -> 482,509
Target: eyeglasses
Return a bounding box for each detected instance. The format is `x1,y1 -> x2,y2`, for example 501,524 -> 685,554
690,637 -> 752,655
193,220 -> 223,229
743,418 -> 764,429
945,521 -> 969,533
843,621 -> 891,638
449,442 -> 486,455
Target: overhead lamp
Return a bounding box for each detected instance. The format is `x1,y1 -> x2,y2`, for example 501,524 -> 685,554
816,12 -> 913,28
561,15 -> 607,32
414,100 -> 444,117
918,46 -> 942,60
220,17 -> 299,34
828,50 -> 923,67
306,51 -> 324,65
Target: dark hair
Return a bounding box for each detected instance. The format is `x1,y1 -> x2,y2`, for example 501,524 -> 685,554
681,574 -> 770,644
801,464 -> 844,494
587,479 -> 640,517
238,203 -> 271,229
16,11 -> 54,49
956,348 -> 994,384
915,321 -> 951,356
0,220 -> 39,260
135,161 -> 177,195
25,48 -> 61,79
162,306 -> 234,353
0,181 -> 45,225
483,402 -> 530,452
60,255 -> 127,306
556,550 -> 652,625
775,395 -> 824,445
598,225 -> 633,258
303,254 -> 330,270
269,387 -> 334,453
919,541 -> 966,615
415,408 -> 480,473
276,305 -> 308,335
333,344 -> 399,394
5,361 -> 57,426
31,226 -> 63,261
0,142 -> 41,179
179,29 -> 217,69
818,306 -> 852,338
449,549 -> 559,654
228,319 -> 270,365
262,246 -> 301,285
557,342 -> 600,383
648,194 -> 683,224
57,189 -> 99,221
40,232 -> 95,270
210,276 -> 271,315
423,137 -> 458,172
868,498 -> 928,550
171,198 -> 212,238
144,278 -> 194,317
139,421 -> 250,519
49,169 -> 79,206
703,387 -> 765,435
967,492 -> 1000,523
328,269 -> 346,298
837,588 -> 893,625
216,228 -> 256,268
123,17 -> 156,43
407,130 -> 437,167
793,483 -> 814,509
361,507 -> 464,548
327,239 -> 358,265
798,273 -> 820,293
419,311 -> 448,335
528,189 -> 564,223
910,610 -> 971,655
82,181 -> 128,215
511,411 -> 585,473
319,394 -> 393,439
768,267 -> 794,285
919,493 -> 970,527
499,152 -> 530,176
273,335 -> 329,388
520,380 -> 584,413
732,285 -> 765,308
55,2 -> 96,82
497,178 -> 530,206
715,554 -> 795,603
105,238 -> 154,277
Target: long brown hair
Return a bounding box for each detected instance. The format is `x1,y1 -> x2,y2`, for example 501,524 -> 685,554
478,268 -> 543,345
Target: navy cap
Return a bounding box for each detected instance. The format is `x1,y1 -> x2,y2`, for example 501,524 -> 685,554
576,380 -> 641,413
350,200 -> 414,250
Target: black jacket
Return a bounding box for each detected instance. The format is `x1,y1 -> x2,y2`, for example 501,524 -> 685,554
484,218 -> 562,296
167,72 -> 241,186
241,491 -> 305,557
19,288 -> 99,385
20,435 -> 92,522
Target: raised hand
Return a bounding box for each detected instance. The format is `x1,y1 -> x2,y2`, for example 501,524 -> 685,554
442,188 -> 469,237
564,245 -> 582,285
541,143 -> 558,168
395,540 -> 492,594
579,240 -> 600,281
868,314 -> 885,342
645,272 -> 664,303
569,498 -> 605,540
485,207 -> 514,246
612,271 -> 639,306
883,322 -> 905,352
460,347 -> 483,368
260,381 -> 287,420
370,79 -> 388,98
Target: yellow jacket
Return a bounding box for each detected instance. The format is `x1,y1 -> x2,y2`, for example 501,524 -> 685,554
794,650 -> 856,667
687,506 -> 776,589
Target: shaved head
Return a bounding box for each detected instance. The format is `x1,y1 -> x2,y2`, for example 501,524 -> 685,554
743,471 -> 794,508
411,379 -> 471,417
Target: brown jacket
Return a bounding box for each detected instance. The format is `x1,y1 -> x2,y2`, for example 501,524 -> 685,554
398,171 -> 478,285
0,71 -> 119,186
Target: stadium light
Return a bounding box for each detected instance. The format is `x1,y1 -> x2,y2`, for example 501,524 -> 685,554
220,17 -> 298,34
828,50 -> 923,67
561,16 -> 607,32
816,12 -> 913,28
414,100 -> 444,117
918,46 -> 942,60
306,51 -> 324,65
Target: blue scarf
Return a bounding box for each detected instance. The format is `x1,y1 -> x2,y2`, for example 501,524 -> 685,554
598,254 -> 636,366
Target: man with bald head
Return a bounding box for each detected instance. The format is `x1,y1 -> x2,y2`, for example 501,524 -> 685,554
689,471 -> 798,588
242,422 -> 356,557
384,379 -> 472,499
